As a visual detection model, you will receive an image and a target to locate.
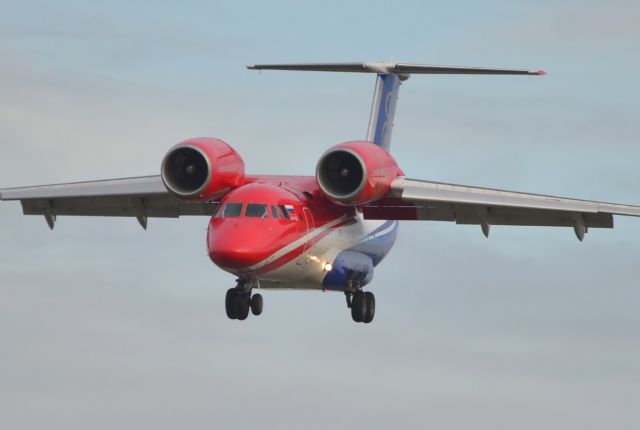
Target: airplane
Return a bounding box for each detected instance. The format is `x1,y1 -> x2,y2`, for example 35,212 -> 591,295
2,61 -> 640,324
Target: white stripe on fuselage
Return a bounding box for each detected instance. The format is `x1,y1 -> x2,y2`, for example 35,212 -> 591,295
255,217 -> 393,288
231,214 -> 353,273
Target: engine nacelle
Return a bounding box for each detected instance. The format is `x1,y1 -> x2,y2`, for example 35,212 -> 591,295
315,141 -> 401,205
161,138 -> 245,201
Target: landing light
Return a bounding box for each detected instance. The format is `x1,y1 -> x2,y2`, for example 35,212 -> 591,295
323,263 -> 333,272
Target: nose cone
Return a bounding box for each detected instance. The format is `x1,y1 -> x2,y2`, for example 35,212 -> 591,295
207,219 -> 284,271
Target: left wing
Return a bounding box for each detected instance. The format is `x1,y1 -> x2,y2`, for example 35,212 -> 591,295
362,177 -> 640,241
0,175 -> 218,230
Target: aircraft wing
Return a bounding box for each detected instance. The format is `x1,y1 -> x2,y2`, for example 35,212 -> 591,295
362,177 -> 640,241
0,175 -> 218,230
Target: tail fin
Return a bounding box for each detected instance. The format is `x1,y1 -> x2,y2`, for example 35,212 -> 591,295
247,62 -> 545,151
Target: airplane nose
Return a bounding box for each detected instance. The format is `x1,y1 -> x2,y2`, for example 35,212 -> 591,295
209,246 -> 261,269
207,221 -> 277,270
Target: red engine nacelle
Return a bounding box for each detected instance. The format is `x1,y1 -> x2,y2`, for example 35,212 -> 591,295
161,138 -> 245,201
315,141 -> 402,205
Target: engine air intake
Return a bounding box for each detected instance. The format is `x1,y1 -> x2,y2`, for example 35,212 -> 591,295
315,141 -> 401,205
162,146 -> 210,196
316,149 -> 365,201
161,138 -> 245,201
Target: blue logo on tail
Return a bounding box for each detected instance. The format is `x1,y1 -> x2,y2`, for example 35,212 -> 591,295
370,74 -> 401,151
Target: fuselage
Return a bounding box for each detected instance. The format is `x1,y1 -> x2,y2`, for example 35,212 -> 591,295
207,177 -> 398,291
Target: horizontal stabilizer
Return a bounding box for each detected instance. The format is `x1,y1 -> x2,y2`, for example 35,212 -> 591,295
247,61 -> 545,151
247,62 -> 545,76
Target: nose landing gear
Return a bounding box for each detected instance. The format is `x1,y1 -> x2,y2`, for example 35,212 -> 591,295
225,279 -> 263,320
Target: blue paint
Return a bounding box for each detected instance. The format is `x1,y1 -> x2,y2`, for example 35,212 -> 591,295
357,220 -> 396,243
322,250 -> 374,290
322,221 -> 399,290
372,74 -> 401,150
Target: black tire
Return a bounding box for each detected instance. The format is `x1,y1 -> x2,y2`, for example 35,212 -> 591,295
225,289 -> 237,319
250,294 -> 263,316
235,294 -> 250,320
363,292 -> 375,323
351,291 -> 365,323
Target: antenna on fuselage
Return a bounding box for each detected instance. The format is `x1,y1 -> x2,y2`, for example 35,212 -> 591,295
247,62 -> 545,151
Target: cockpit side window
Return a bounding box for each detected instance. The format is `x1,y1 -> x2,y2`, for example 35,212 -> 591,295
279,205 -> 292,220
246,203 -> 269,218
271,205 -> 282,219
215,203 -> 243,218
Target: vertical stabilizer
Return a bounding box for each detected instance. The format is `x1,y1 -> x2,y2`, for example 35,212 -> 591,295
366,74 -> 403,151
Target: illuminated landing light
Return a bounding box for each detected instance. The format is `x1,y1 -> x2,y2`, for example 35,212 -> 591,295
323,263 -> 333,272
309,255 -> 319,262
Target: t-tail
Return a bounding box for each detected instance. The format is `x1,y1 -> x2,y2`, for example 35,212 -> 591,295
247,62 -> 545,151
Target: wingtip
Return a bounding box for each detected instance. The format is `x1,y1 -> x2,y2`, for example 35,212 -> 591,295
535,70 -> 546,76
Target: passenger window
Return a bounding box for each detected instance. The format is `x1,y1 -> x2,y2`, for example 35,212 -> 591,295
217,203 -> 243,218
271,205 -> 282,219
246,203 -> 269,218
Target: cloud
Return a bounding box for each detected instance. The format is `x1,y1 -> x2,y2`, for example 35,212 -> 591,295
502,1 -> 640,49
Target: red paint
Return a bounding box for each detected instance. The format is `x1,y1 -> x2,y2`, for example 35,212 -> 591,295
207,181 -> 354,272
188,140 -> 401,275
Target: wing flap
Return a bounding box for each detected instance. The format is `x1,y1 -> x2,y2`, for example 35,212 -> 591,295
20,196 -> 217,218
452,205 -> 613,228
362,200 -> 613,228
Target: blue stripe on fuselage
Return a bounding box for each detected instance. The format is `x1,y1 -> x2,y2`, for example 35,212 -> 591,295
350,221 -> 398,266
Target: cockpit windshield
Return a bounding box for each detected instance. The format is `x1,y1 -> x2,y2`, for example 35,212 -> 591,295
245,203 -> 268,218
216,203 -> 243,218
215,202 -> 294,220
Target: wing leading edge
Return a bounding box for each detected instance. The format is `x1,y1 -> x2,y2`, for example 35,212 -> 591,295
0,176 -> 218,230
362,178 -> 640,241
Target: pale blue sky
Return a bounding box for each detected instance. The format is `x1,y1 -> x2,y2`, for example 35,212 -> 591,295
1,1 -> 639,429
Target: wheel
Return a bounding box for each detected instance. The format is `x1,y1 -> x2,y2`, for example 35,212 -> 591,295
363,292 -> 375,323
235,294 -> 250,320
250,294 -> 263,316
351,291 -> 365,323
225,288 -> 238,319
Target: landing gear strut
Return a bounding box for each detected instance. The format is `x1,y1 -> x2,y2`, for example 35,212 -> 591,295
346,289 -> 375,323
225,279 -> 263,320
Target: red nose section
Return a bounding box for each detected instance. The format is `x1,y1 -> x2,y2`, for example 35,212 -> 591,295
207,218 -> 292,270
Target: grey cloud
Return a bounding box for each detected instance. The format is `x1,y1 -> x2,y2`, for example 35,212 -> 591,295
501,1 -> 640,49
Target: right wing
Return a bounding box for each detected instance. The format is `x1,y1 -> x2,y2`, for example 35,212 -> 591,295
0,175 -> 218,229
363,177 -> 640,241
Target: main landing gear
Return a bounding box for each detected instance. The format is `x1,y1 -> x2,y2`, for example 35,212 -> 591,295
346,290 -> 375,323
226,279 -> 262,320
225,279 -> 375,323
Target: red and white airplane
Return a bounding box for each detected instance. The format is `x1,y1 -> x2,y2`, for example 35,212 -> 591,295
3,62 -> 640,323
